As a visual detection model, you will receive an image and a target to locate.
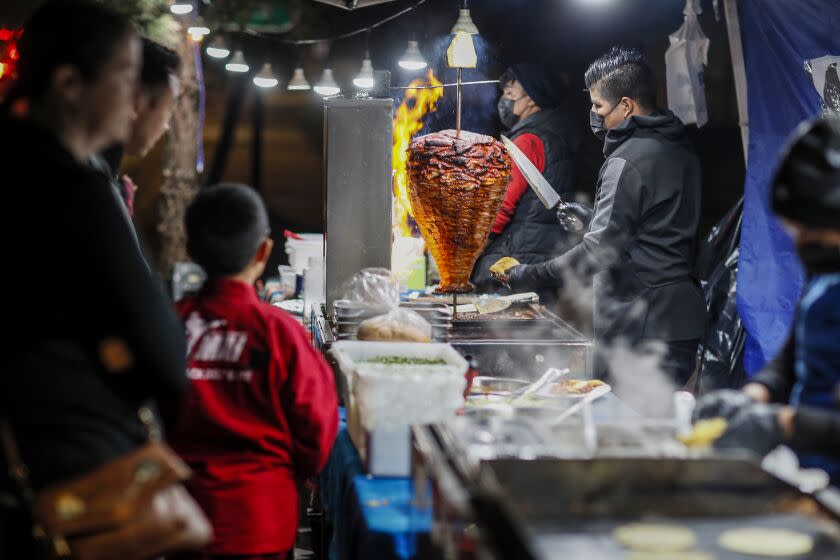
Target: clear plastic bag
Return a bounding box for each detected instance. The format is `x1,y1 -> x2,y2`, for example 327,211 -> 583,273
357,308 -> 432,343
342,268 -> 400,309
805,56 -> 840,117
343,268 -> 433,342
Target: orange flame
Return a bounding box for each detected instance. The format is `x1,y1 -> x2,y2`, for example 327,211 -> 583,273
392,70 -> 444,238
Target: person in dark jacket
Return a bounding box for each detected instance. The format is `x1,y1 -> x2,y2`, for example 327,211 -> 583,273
473,64 -> 582,305
0,2 -> 187,554
499,47 -> 705,385
694,119 -> 840,482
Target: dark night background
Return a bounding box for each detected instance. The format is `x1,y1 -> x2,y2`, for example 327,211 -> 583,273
1,0 -> 745,275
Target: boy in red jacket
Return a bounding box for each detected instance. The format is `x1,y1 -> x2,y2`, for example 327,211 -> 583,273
165,183 -> 339,559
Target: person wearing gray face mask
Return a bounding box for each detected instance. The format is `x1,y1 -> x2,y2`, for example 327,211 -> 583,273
473,64 -> 583,306
496,47 -> 705,387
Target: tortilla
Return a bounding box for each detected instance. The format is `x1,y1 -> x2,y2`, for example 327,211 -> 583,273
718,528 -> 814,557
625,552 -> 715,560
678,418 -> 728,447
489,256 -> 520,275
614,523 -> 697,552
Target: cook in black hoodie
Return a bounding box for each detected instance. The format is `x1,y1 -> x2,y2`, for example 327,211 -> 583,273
504,47 -> 705,385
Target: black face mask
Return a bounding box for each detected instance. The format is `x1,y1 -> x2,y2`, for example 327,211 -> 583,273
498,97 -> 523,130
798,242 -> 840,274
590,102 -> 621,141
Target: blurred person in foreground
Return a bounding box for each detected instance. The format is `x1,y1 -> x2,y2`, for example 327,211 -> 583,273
163,183 -> 339,559
0,1 -> 188,554
695,118 -> 840,483
497,46 -> 705,386
91,37 -> 181,217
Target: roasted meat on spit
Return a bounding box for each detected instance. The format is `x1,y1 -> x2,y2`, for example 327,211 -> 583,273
407,130 -> 511,293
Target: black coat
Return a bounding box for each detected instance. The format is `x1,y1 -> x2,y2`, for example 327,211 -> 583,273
473,108 -> 582,299
513,111 -> 706,342
0,116 -> 187,491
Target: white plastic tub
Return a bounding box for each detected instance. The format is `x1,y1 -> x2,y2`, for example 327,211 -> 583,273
329,341 -> 467,430
285,233 -> 323,275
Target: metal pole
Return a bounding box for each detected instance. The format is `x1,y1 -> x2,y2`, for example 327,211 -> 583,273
456,68 -> 463,136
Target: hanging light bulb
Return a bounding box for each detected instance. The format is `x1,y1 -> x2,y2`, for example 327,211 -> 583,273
205,36 -> 230,59
314,68 -> 341,96
170,2 -> 193,15
225,50 -> 249,73
287,67 -> 311,91
187,19 -> 210,42
253,63 -> 278,88
353,57 -> 375,89
447,31 -> 477,69
450,8 -> 479,34
398,40 -> 427,71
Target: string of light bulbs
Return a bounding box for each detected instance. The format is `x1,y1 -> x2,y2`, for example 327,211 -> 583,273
170,0 -> 478,95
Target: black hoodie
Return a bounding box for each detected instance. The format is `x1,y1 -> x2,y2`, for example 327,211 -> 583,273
513,110 -> 706,342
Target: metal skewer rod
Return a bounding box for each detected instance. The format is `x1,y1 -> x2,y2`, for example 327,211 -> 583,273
390,79 -> 499,91
456,68 -> 463,136
453,292 -> 458,321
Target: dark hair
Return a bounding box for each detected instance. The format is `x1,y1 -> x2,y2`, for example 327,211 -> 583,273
140,38 -> 181,91
584,46 -> 656,109
7,1 -> 135,105
186,184 -> 271,277
499,68 -> 517,89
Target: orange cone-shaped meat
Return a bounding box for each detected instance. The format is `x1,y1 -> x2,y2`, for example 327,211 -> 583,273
407,130 -> 511,293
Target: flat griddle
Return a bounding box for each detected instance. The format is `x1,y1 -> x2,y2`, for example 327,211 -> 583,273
530,514 -> 839,559
478,457 -> 840,559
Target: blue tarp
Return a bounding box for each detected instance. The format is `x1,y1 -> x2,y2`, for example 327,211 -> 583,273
736,0 -> 840,374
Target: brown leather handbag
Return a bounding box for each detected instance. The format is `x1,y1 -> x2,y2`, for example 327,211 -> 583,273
0,407 -> 212,560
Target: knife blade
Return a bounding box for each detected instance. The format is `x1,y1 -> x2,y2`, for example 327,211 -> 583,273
501,134 -> 562,210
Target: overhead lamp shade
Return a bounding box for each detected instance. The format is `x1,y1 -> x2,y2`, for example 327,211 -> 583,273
287,67 -> 311,91
206,36 -> 230,59
225,50 -> 249,73
187,22 -> 211,37
450,9 -> 479,35
353,58 -> 375,89
253,63 -> 278,88
398,40 -> 427,71
314,68 -> 341,96
446,32 -> 477,69
170,2 -> 193,15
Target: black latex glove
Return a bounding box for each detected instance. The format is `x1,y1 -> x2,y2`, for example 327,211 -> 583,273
504,264 -> 529,289
693,389 -> 756,422
714,403 -> 784,457
556,201 -> 593,233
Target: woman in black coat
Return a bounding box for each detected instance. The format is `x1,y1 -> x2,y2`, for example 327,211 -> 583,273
0,2 -> 188,554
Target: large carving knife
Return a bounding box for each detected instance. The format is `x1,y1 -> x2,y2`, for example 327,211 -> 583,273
500,134 -> 561,209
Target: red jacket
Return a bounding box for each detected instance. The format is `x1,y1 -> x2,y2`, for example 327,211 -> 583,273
491,132 -> 545,234
165,278 -> 339,555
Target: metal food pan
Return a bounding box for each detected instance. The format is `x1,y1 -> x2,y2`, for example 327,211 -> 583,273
469,376 -> 530,396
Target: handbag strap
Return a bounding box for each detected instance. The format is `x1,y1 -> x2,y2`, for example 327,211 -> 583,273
0,418 -> 36,508
0,418 -> 71,558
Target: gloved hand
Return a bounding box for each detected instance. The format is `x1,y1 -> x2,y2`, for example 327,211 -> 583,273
556,201 -> 593,233
693,389 -> 756,422
714,403 -> 784,457
504,264 -> 529,289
